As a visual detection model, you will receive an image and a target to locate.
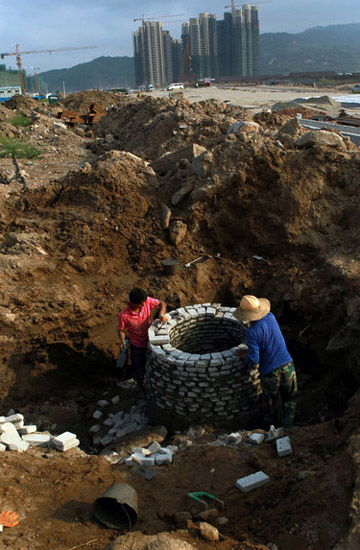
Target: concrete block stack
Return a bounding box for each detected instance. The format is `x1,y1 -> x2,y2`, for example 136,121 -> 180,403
145,304 -> 262,425
0,412 -> 80,453
125,440 -> 175,466
89,398 -> 148,448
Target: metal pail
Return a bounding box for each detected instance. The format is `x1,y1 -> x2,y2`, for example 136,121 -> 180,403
93,483 -> 138,530
161,258 -> 179,275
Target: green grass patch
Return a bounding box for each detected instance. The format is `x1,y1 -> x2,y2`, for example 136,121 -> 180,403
9,114 -> 32,127
0,136 -> 42,159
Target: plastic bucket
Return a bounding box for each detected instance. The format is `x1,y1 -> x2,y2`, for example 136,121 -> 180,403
93,483 -> 138,530
161,258 -> 179,275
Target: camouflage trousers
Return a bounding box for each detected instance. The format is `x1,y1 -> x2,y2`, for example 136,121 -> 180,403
260,362 -> 298,429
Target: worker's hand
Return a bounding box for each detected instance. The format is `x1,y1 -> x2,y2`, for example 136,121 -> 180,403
159,314 -> 168,325
0,510 -> 19,528
119,339 -> 126,351
236,347 -> 248,359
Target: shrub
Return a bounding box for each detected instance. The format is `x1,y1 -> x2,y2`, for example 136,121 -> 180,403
9,114 -> 32,127
0,136 -> 41,159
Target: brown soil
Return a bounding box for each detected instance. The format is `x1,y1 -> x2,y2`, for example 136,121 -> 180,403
0,91 -> 360,550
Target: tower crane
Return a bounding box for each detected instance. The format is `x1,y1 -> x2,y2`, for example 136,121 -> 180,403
133,14 -> 185,24
0,44 -> 96,93
225,0 -> 272,9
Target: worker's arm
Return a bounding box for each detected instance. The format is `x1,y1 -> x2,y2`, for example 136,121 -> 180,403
118,329 -> 127,350
158,300 -> 167,323
245,329 -> 260,366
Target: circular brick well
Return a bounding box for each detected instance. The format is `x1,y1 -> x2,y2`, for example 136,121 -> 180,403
145,303 -> 262,428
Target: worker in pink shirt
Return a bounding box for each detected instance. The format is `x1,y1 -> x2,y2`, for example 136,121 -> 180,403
118,288 -> 167,390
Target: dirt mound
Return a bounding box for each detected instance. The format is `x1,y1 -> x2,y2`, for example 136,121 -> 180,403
59,90 -> 122,112
4,94 -> 39,111
92,95 -> 252,160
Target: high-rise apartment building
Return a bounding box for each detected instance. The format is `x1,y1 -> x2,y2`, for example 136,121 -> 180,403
134,21 -> 168,87
217,4 -> 259,77
133,4 -> 259,87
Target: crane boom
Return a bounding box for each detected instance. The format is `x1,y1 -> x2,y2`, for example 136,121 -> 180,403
0,45 -> 96,57
0,44 -> 97,93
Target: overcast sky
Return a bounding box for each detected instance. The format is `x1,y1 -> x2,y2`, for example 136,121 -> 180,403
0,0 -> 358,73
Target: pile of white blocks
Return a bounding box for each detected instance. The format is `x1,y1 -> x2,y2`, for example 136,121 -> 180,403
125,440 -> 176,467
90,399 -> 148,447
0,412 -> 79,453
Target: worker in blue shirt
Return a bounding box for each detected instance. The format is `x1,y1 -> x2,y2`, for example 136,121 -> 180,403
234,295 -> 298,429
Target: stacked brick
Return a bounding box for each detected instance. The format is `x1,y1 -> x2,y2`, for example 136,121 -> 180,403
145,303 -> 262,425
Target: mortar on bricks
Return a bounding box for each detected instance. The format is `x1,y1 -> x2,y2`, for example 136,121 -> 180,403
145,304 -> 263,429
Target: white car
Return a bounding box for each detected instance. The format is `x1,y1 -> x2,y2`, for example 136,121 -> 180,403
167,82 -> 184,91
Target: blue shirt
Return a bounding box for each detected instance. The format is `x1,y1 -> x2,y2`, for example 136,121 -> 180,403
246,312 -> 293,375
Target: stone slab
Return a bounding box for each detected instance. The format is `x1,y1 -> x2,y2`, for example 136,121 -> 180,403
276,436 -> 292,457
235,471 -> 270,493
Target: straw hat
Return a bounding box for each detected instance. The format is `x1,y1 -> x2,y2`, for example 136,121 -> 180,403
233,295 -> 271,322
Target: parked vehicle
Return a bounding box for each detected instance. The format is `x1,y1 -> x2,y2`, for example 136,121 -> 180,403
352,84 -> 360,94
0,86 -> 21,102
167,82 -> 184,91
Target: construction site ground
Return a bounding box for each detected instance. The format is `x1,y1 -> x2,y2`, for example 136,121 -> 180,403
1,85 -> 360,550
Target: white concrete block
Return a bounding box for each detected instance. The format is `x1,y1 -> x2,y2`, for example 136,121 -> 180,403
148,441 -> 161,453
139,456 -> 155,466
22,433 -> 51,447
149,335 -> 170,345
103,417 -> 114,427
248,433 -> 265,445
93,410 -> 103,419
228,432 -> 242,445
0,443 -> 6,452
0,425 -> 26,451
276,436 -> 292,457
89,424 -> 101,434
18,425 -> 37,435
154,448 -> 173,465
125,453 -> 142,466
54,438 -> 80,451
132,447 -> 151,456
13,420 -> 24,430
5,413 -> 24,423
100,434 -> 114,447
235,471 -> 270,493
53,432 -> 77,446
0,422 -> 18,435
0,416 -> 6,424
97,400 -> 109,407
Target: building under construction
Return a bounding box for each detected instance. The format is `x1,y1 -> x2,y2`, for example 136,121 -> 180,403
133,4 -> 260,87
0,64 -> 48,94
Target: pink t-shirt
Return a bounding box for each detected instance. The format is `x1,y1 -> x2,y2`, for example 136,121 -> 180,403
118,296 -> 159,348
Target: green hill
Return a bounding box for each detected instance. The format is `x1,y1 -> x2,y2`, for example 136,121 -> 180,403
259,23 -> 360,74
39,56 -> 135,92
